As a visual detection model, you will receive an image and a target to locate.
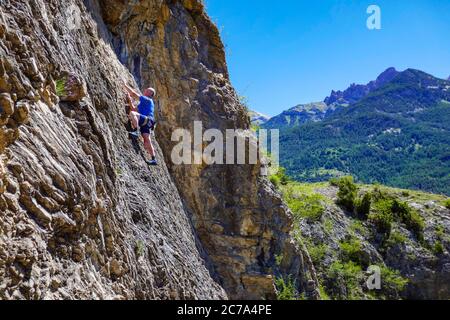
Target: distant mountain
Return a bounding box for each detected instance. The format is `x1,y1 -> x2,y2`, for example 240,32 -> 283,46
263,102 -> 331,129
324,67 -> 399,105
248,110 -> 270,126
263,67 -> 401,131
276,68 -> 450,195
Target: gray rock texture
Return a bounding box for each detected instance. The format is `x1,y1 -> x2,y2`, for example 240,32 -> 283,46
0,0 -> 316,300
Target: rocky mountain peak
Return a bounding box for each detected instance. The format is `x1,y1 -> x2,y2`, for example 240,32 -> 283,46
248,110 -> 270,125
374,67 -> 398,85
262,102 -> 329,129
324,67 -> 399,106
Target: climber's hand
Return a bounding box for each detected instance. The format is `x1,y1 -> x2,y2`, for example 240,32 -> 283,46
123,82 -> 140,100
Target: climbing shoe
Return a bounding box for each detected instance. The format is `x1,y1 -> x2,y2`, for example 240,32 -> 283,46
147,159 -> 158,166
128,130 -> 139,137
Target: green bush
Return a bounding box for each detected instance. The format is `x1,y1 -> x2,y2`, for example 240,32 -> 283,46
340,238 -> 364,265
329,177 -> 340,187
371,185 -> 392,202
275,276 -> 297,300
391,200 -> 425,237
436,224 -> 445,239
269,175 -> 280,188
323,218 -> 334,234
280,175 -> 290,186
269,167 -> 290,188
55,77 -> 67,97
336,176 -> 358,212
287,193 -> 325,223
369,200 -> 394,235
318,285 -> 331,300
275,254 -> 284,266
433,242 -> 444,255
444,199 -> 450,210
369,196 -> 424,238
326,261 -> 363,300
380,266 -> 409,298
356,193 -> 372,218
306,242 -> 328,265
350,220 -> 367,235
278,167 -> 290,185
384,231 -> 407,248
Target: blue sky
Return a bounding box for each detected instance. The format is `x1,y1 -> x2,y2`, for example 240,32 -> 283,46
204,0 -> 450,116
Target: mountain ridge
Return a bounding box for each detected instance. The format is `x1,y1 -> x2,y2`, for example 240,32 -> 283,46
262,102 -> 330,129
265,68 -> 450,195
260,67 -> 401,129
324,67 -> 400,106
259,68 -> 450,129
248,110 -> 270,126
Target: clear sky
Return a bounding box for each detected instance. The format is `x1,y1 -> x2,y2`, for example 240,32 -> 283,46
204,0 -> 450,116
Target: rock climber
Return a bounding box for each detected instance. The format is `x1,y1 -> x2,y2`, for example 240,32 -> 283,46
123,82 -> 158,166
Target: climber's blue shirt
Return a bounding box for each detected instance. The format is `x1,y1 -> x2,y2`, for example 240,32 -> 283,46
138,96 -> 155,119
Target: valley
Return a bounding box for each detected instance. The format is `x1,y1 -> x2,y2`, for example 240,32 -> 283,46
258,68 -> 450,196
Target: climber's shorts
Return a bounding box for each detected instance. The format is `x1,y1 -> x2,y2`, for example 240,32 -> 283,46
138,115 -> 155,135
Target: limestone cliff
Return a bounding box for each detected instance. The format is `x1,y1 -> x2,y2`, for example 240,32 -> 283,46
0,0 -> 316,299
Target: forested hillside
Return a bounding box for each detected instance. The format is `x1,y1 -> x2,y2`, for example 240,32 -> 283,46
266,69 -> 450,195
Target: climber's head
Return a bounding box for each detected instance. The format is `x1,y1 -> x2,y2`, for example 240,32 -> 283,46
144,87 -> 156,98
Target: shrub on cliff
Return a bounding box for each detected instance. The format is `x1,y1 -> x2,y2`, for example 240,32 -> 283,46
269,167 -> 290,188
340,237 -> 365,265
287,192 -> 325,223
433,241 -> 444,255
326,261 -> 363,300
368,192 -> 424,239
391,200 -> 425,238
336,176 -> 357,212
275,276 -> 297,300
269,175 -> 280,188
379,266 -> 409,299
356,193 -> 372,218
369,199 -> 394,236
444,199 -> 450,209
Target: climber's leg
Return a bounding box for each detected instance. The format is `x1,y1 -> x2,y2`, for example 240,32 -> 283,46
128,111 -> 140,130
142,133 -> 157,165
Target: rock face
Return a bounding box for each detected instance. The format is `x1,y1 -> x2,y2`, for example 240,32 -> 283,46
98,0 -> 316,299
0,0 -> 225,300
0,0 -> 316,300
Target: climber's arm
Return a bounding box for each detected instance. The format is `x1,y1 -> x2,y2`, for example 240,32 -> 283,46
126,92 -> 137,112
123,83 -> 140,100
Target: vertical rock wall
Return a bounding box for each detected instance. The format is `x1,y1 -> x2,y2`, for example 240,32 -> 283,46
98,0 -> 317,299
0,0 -> 225,300
0,0 -> 317,300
